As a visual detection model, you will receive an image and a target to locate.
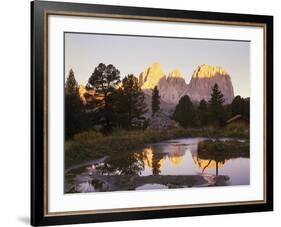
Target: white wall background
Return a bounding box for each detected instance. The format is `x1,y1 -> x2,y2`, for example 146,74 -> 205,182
0,0 -> 279,226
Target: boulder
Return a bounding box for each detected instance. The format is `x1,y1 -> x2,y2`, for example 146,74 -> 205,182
148,111 -> 179,130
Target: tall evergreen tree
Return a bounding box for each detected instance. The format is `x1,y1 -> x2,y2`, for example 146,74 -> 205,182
173,95 -> 196,127
119,74 -> 147,129
87,63 -> 120,130
208,83 -> 225,126
112,87 -> 128,128
65,69 -> 85,139
151,86 -> 160,116
231,95 -> 250,119
244,97 -> 250,119
65,69 -> 78,95
197,99 -> 209,126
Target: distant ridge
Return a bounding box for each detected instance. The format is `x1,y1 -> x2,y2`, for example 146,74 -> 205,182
139,63 -> 234,105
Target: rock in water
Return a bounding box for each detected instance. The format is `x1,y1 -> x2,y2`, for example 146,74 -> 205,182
76,182 -> 96,193
148,111 -> 179,130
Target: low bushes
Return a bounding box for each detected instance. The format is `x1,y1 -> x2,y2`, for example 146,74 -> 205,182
197,139 -> 250,160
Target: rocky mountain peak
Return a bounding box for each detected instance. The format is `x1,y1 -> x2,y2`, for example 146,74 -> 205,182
139,62 -> 235,106
189,64 -> 234,103
192,64 -> 229,79
168,69 -> 183,79
140,62 -> 165,89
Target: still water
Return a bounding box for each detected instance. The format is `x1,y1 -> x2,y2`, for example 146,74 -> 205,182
65,137 -> 249,193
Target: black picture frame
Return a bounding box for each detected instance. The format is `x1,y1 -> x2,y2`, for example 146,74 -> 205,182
31,0 -> 273,226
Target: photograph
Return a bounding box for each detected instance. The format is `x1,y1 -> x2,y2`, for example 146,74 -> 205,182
64,32 -> 250,193
31,1 -> 273,225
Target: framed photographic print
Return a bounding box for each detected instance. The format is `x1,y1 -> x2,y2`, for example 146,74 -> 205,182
31,0 -> 273,226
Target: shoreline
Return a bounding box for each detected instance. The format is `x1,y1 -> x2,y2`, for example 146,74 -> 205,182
65,174 -> 230,193
65,128 -> 249,168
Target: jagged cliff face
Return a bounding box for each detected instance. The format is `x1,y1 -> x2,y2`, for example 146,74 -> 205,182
159,69 -> 188,104
139,64 -> 188,104
79,63 -> 234,112
187,64 -> 234,104
139,62 -> 165,89
139,63 -> 235,105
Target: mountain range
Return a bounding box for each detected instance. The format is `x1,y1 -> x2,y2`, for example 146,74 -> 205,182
78,63 -> 235,115
139,62 -> 234,105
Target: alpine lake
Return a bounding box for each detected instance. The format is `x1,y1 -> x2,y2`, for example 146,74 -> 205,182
65,137 -> 249,193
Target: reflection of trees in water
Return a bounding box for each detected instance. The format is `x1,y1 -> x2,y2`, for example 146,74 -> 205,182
194,151 -> 229,176
152,152 -> 163,175
96,143 -> 187,176
193,151 -> 237,175
195,140 -> 249,176
96,140 -> 245,177
151,145 -> 186,175
194,157 -> 227,176
141,145 -> 186,175
142,144 -> 186,175
96,152 -> 145,175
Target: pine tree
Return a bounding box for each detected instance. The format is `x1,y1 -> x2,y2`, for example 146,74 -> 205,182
244,97 -> 250,119
208,83 -> 225,126
197,99 -> 208,126
231,95 -> 250,119
173,95 -> 196,128
87,63 -> 121,130
65,69 -> 85,139
112,87 -> 127,128
120,74 -> 147,129
114,75 -> 147,129
151,86 -> 160,116
65,69 -> 78,95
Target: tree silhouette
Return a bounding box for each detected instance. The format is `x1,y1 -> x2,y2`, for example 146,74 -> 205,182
197,99 -> 209,126
87,63 -> 120,130
117,74 -> 147,129
231,95 -> 250,119
96,151 -> 145,176
173,95 -> 196,127
112,87 -> 127,128
151,86 -> 160,116
208,83 -> 225,126
65,69 -> 78,95
65,69 -> 85,139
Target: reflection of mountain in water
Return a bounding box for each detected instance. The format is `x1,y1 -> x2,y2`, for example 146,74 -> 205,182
65,138 -> 250,193
168,153 -> 184,166
139,138 -> 231,175
192,155 -> 227,169
140,139 -> 233,176
140,145 -> 185,171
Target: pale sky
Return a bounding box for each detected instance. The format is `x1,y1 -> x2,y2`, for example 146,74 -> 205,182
65,32 -> 250,97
